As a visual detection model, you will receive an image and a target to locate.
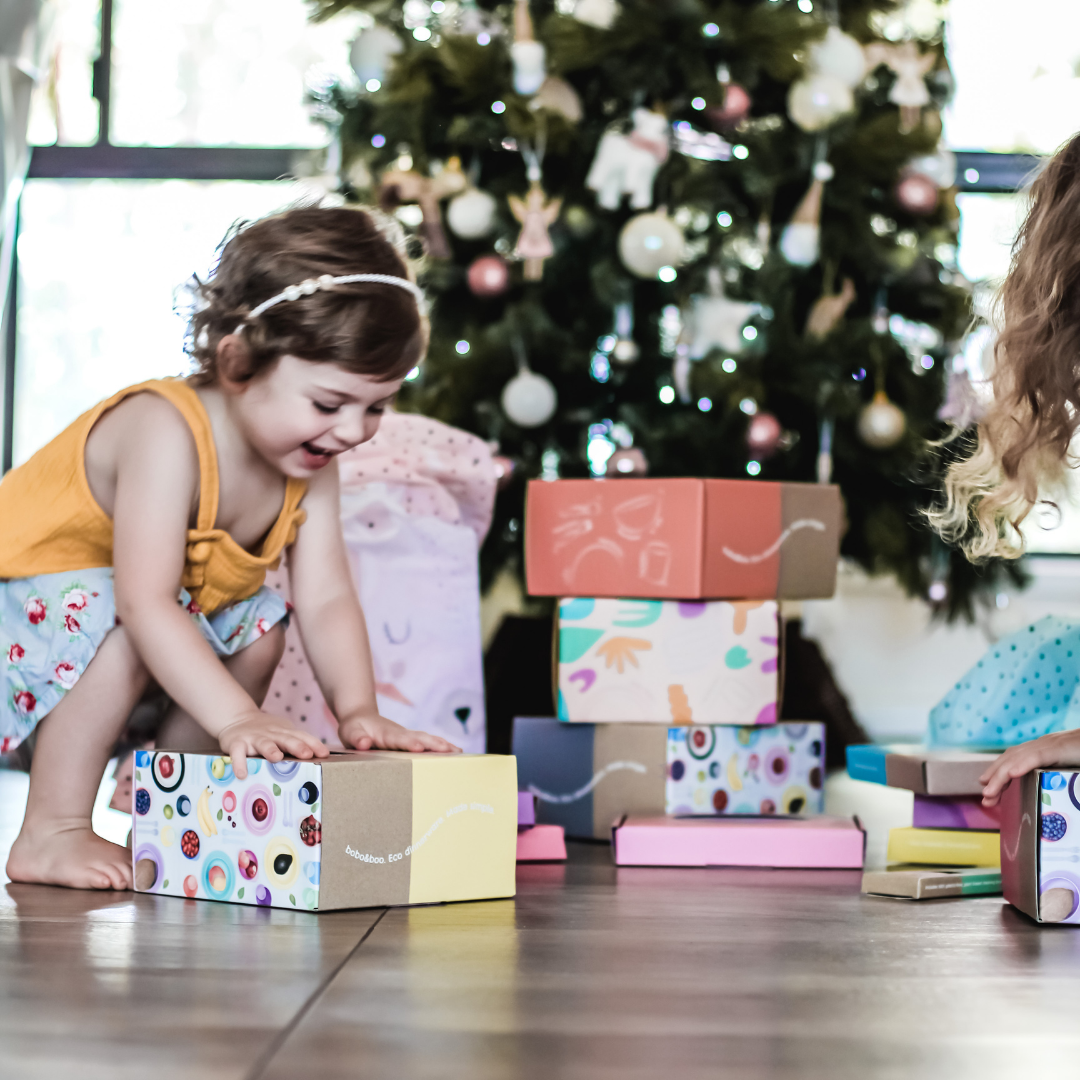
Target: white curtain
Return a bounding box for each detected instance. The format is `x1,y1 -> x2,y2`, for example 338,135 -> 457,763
0,0 -> 45,334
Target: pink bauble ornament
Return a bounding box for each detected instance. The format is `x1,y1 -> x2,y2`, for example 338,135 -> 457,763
605,447 -> 648,477
704,83 -> 751,130
895,172 -> 939,215
746,412 -> 782,458
467,255 -> 510,296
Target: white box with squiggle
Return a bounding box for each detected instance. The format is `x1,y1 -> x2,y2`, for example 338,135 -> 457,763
557,597 -> 779,724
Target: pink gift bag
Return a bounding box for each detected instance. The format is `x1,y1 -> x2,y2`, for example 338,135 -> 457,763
266,411 -> 495,752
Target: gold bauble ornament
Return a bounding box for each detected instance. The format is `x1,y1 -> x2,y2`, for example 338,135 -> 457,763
857,390 -> 906,449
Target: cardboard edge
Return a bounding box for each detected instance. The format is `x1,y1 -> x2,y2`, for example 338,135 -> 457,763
884,753 -> 928,795
1000,772 -> 1040,921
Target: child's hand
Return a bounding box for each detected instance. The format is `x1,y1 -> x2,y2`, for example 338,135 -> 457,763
339,712 -> 461,754
980,730 -> 1080,806
217,712 -> 331,779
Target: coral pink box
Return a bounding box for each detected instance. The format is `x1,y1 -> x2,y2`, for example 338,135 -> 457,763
611,814 -> 864,868
516,824 -> 567,862
524,478 -> 841,600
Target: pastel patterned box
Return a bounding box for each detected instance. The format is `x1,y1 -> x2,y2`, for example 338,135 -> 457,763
557,597 -> 778,725
131,749 -> 517,911
667,722 -> 825,817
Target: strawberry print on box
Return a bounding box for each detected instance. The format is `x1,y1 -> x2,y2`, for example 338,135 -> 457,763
131,750 -> 322,911
557,597 -> 778,724
666,722 -> 825,816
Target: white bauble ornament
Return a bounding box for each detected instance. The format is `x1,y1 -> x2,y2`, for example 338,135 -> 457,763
857,390 -> 906,449
573,0 -> 620,29
779,223 -> 821,267
447,187 -> 498,239
618,210 -> 683,278
349,26 -> 404,85
787,74 -> 854,132
502,370 -> 558,427
810,26 -> 866,89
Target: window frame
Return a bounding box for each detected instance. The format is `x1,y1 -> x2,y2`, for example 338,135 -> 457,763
0,0 -> 1044,472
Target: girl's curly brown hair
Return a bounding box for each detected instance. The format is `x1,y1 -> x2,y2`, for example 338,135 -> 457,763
930,136 -> 1080,558
187,204 -> 426,385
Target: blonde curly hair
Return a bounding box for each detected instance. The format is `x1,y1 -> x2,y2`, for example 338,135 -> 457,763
930,136 -> 1080,559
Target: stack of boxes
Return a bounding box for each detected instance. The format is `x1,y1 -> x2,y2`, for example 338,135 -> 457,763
847,744 -> 1004,899
514,476 -> 863,869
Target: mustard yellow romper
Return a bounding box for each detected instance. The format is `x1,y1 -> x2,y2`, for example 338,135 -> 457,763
0,378 -> 307,752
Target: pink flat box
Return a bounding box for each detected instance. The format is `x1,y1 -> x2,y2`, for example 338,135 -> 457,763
516,824 -> 567,862
612,814 -> 865,868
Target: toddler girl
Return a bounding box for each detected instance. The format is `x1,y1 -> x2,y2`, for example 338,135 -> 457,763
2,205 -> 458,891
930,135 -> 1080,804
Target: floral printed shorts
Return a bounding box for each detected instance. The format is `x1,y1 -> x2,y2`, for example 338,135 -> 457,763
0,567 -> 288,754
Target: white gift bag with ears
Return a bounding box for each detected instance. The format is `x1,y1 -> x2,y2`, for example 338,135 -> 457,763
266,411 -> 496,752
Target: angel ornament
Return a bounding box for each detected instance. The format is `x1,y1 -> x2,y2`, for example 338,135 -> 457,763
510,150 -> 562,280
864,41 -> 937,133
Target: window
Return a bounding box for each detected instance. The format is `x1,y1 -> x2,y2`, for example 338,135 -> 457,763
5,0 -> 358,471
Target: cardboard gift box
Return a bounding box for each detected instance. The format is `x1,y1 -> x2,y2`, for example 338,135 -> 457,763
1001,768 -> 1080,924
513,717 -> 667,840
611,815 -> 865,868
514,717 -> 823,839
525,478 -> 842,600
845,744 -> 996,796
886,827 -> 1000,868
861,867 -> 1001,900
556,597 -> 779,725
516,824 -> 567,862
667,722 -> 825,816
912,794 -> 1000,831
131,749 -> 517,911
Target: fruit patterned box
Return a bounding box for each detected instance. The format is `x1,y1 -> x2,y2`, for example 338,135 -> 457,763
557,597 -> 779,725
130,750 -> 326,910
1000,768 -> 1080,925
666,722 -> 825,817
131,748 -> 518,911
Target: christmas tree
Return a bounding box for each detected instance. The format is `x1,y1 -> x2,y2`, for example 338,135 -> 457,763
310,0 -> 1022,620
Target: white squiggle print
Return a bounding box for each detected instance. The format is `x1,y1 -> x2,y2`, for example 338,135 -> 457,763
528,761 -> 648,804
721,518 -> 826,565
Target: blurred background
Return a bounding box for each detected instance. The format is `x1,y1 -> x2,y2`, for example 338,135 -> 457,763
4,0 -> 1080,744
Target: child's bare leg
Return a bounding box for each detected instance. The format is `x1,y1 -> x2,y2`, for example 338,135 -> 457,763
6,626 -> 150,890
156,623 -> 286,752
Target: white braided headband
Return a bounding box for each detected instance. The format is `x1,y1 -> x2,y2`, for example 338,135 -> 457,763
233,273 -> 426,335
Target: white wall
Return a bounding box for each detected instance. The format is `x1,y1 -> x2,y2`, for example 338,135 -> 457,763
800,557 -> 1080,742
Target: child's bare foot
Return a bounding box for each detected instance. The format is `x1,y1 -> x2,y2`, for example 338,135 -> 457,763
6,823 -> 133,891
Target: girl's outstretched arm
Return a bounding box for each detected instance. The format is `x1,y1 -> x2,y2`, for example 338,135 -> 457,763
109,395 -> 328,777
980,729 -> 1080,806
287,458 -> 459,754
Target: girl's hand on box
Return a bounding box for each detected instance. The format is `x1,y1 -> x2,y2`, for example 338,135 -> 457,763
980,730 -> 1080,806
339,712 -> 461,754
217,712 -> 331,779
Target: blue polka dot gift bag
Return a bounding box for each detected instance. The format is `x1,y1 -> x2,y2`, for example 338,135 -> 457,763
930,616 -> 1080,749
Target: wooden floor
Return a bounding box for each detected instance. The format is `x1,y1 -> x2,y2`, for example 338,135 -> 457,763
3,768 -> 1080,1079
